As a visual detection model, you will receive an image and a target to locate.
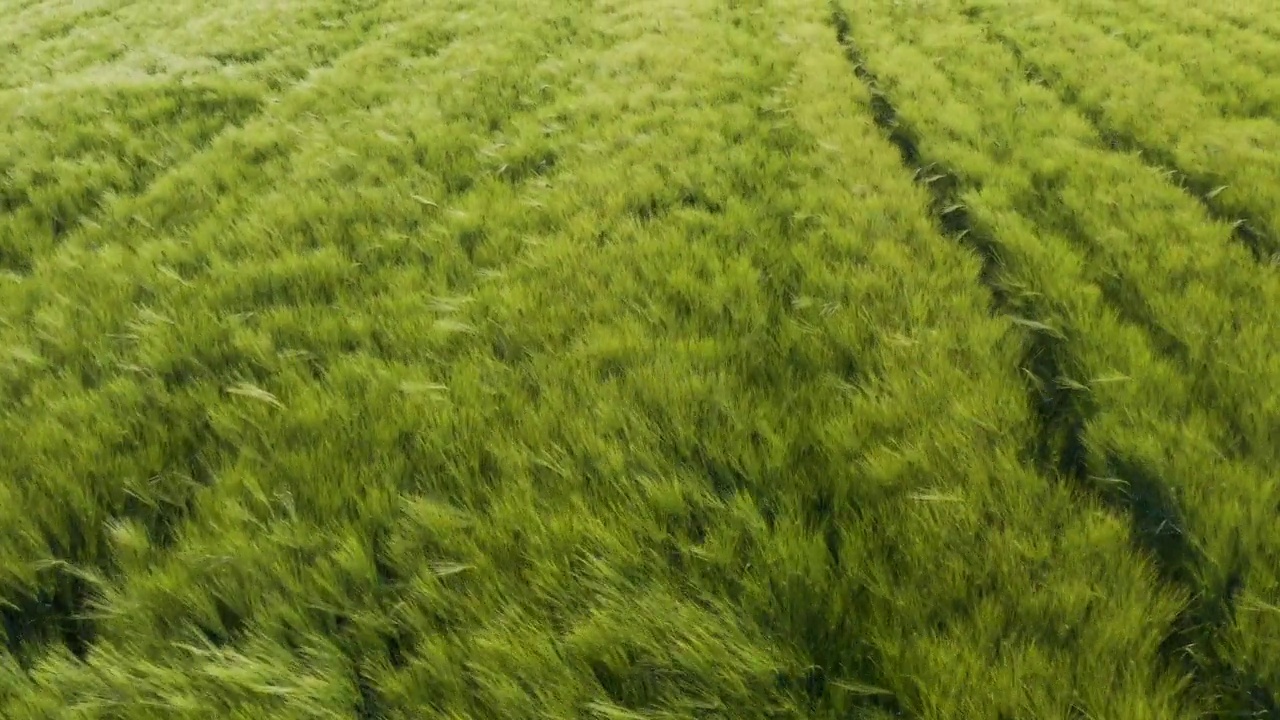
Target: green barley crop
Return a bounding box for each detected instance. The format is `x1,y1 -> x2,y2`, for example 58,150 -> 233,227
1052,0 -> 1280,118
2,0 -> 1277,718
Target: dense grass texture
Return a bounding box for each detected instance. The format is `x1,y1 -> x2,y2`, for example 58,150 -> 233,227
1,0 -> 1278,718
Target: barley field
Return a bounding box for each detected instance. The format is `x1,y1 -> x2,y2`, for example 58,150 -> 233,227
1,0 -> 1278,718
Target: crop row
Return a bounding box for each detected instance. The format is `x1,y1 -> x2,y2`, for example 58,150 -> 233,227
956,0 -> 1280,461
0,0 -> 447,278
1048,0 -> 1280,118
997,0 -> 1280,456
964,0 -> 1280,262
1,0 -> 1202,717
2,0 -> 583,712
834,0 -> 1279,713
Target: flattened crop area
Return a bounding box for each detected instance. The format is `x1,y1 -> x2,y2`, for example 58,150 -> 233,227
1,0 -> 1276,717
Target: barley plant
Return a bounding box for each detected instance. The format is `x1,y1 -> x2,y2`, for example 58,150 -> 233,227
1,0 -> 1277,718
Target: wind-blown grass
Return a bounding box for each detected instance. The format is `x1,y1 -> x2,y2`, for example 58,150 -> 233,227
2,0 -> 1278,718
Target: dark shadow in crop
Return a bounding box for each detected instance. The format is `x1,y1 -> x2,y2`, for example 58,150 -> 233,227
1,552 -> 97,666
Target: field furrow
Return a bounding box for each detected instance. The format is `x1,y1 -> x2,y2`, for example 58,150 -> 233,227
832,0 -> 1280,713
960,0 -> 1280,263
850,0 -> 1280,472
1049,0 -> 1280,119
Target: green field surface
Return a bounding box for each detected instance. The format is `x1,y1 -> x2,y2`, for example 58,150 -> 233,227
1,1 -> 1277,718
